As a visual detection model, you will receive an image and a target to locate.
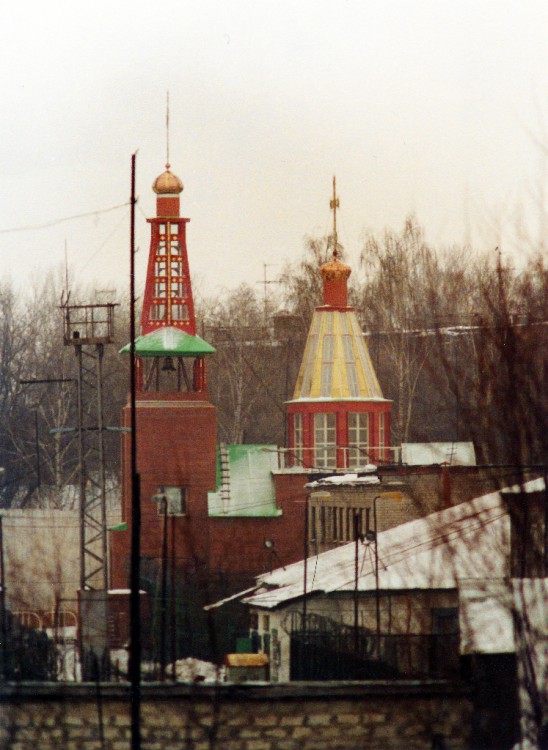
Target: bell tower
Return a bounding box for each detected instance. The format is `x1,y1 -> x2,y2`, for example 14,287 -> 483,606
286,178 -> 392,470
111,138 -> 217,589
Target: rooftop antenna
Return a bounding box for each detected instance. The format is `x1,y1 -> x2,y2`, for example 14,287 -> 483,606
330,176 -> 340,258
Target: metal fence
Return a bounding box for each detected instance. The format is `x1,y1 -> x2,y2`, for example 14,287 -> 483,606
0,612 -> 56,681
289,615 -> 460,681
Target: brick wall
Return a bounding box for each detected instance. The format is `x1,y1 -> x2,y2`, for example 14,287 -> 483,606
0,682 -> 472,750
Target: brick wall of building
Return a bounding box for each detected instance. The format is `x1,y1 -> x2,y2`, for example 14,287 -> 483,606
0,682 -> 473,750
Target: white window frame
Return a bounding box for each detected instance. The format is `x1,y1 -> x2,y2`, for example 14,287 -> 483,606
293,413 -> 303,465
314,413 -> 336,468
348,412 -> 369,468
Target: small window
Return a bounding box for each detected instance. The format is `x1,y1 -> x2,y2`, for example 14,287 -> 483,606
154,258 -> 167,276
314,413 -> 336,468
170,280 -> 187,298
170,241 -> 180,255
159,223 -> 166,235
348,412 -> 369,468
170,259 -> 183,276
378,413 -> 386,448
150,304 -> 166,321
170,223 -> 179,236
154,486 -> 187,516
293,413 -> 303,464
172,304 -> 189,321
154,280 -> 167,298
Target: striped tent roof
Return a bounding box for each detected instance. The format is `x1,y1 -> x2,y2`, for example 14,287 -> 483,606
290,309 -> 385,401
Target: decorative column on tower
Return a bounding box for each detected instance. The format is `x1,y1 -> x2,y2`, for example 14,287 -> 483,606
285,178 -> 392,470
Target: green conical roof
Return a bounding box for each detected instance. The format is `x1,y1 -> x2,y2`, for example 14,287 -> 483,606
120,326 -> 215,357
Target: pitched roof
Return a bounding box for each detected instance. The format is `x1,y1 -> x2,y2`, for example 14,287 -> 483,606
120,326 -> 215,357
240,478 -> 544,610
290,309 -> 387,401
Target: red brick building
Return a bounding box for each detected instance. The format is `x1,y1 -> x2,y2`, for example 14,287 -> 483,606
108,165 -> 534,658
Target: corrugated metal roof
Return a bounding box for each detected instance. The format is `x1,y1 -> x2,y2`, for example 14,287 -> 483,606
240,478 -> 544,610
120,326 -> 215,357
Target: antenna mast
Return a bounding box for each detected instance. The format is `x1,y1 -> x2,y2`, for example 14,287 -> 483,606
166,91 -> 170,168
330,176 -> 340,258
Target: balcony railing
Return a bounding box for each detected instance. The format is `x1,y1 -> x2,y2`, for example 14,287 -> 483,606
273,445 -> 402,471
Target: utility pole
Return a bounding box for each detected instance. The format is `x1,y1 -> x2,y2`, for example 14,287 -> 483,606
128,151 -> 142,750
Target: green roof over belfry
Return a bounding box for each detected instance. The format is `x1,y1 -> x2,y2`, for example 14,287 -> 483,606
120,326 -> 215,357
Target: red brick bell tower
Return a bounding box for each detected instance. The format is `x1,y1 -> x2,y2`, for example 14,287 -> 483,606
110,158 -> 217,590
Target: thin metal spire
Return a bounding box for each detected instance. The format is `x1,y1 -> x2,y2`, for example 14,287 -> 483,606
330,176 -> 339,258
166,91 -> 170,169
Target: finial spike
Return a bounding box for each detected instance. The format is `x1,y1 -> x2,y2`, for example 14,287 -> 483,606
329,175 -> 340,258
166,91 -> 170,169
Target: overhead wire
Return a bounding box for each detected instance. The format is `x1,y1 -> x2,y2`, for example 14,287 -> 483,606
0,202 -> 130,234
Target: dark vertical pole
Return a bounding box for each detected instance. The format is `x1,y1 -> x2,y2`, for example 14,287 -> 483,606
76,346 -> 86,591
354,511 -> 359,653
374,497 -> 380,649
97,344 -> 108,592
0,516 -> 7,679
170,514 -> 176,681
303,494 -> 309,631
128,152 -> 141,750
160,497 -> 168,681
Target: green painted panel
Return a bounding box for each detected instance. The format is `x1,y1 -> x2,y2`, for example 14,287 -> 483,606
120,326 -> 215,357
208,444 -> 282,518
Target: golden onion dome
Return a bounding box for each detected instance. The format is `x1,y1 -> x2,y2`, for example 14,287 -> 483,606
320,256 -> 351,282
152,164 -> 184,195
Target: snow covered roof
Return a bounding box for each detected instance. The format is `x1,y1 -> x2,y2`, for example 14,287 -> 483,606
401,442 -> 476,466
239,477 -> 544,611
305,469 -> 379,489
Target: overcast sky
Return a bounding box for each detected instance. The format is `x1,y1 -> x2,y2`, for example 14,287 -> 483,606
0,1 -> 546,304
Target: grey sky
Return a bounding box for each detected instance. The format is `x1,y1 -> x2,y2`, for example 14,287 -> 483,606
0,1 -> 546,303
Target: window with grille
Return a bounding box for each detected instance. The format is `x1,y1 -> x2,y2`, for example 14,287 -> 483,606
378,412 -> 386,448
154,258 -> 167,276
293,413 -> 303,465
150,304 -> 166,321
348,412 -> 369,468
154,280 -> 167,298
314,413 -> 336,468
172,304 -> 189,321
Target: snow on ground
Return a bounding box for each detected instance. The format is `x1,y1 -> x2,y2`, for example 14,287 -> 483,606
109,650 -> 225,683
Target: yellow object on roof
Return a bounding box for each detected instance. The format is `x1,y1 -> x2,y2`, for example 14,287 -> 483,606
291,309 -> 384,401
225,653 -> 269,667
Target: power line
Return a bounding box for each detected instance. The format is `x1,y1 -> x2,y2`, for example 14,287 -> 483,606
0,202 -> 130,234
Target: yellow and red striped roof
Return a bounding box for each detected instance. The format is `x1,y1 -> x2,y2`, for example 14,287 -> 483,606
291,309 -> 385,401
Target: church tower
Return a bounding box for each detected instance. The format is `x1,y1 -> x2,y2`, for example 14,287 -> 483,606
286,179 -> 392,470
